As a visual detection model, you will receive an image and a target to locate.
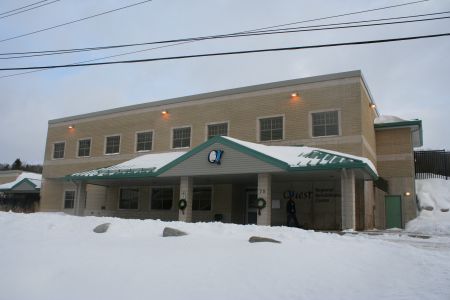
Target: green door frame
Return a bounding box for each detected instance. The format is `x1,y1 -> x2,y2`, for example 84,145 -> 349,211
385,195 -> 403,229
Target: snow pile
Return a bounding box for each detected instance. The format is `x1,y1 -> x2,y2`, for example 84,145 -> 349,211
406,178 -> 450,235
374,115 -> 406,124
1,212 -> 450,300
0,171 -> 42,190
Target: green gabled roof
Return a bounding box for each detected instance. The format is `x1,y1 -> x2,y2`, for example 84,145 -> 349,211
67,136 -> 378,181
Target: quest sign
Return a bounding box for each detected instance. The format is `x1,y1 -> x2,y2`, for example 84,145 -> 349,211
283,187 -> 341,203
207,150 -> 224,165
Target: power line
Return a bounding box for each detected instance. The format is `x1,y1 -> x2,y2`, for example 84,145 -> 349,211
0,33 -> 448,71
0,0 -> 50,16
0,0 -> 61,20
0,0 -> 432,79
2,10 -> 448,60
0,0 -> 152,44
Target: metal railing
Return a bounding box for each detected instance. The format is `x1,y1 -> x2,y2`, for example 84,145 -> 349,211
414,150 -> 450,180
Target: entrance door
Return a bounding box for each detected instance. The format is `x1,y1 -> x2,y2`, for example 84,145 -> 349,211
385,195 -> 402,229
246,192 -> 258,225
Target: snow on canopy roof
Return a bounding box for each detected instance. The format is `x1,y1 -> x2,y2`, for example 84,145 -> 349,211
222,137 -> 377,175
374,115 -> 407,124
69,136 -> 377,180
0,172 -> 42,191
70,151 -> 187,178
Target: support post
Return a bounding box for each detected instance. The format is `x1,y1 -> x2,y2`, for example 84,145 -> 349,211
341,169 -> 356,230
257,173 -> 272,226
74,181 -> 86,216
178,176 -> 193,222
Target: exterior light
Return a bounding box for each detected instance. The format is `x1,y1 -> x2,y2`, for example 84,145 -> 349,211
291,92 -> 299,98
161,110 -> 168,115
68,125 -> 74,129
404,191 -> 411,196
369,103 -> 376,109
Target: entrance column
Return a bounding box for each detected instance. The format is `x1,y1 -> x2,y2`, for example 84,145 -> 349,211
178,176 -> 193,222
341,169 -> 356,230
257,173 -> 272,226
74,181 -> 86,216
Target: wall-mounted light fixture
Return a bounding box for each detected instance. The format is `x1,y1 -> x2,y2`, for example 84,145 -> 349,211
369,103 -> 376,109
68,125 -> 75,129
404,191 -> 411,196
161,110 -> 168,115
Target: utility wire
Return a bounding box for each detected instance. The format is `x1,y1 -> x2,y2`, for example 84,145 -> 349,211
1,12 -> 449,60
0,0 -> 431,79
0,0 -> 50,16
0,0 -> 152,44
0,0 -> 61,20
0,33 -> 448,71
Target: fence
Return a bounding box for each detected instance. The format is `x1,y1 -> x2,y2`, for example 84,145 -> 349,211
414,150 -> 450,180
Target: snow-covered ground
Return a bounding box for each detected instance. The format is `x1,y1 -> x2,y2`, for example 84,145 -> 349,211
406,178 -> 450,235
1,212 -> 450,300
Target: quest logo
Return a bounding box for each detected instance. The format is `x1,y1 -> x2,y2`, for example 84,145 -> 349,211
207,150 -> 224,165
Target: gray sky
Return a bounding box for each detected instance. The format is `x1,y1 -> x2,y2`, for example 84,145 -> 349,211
0,0 -> 449,164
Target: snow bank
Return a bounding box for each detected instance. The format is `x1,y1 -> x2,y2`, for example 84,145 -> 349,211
1,212 -> 449,300
406,179 -> 450,235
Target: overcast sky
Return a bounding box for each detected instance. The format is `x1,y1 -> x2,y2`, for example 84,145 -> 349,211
0,0 -> 449,164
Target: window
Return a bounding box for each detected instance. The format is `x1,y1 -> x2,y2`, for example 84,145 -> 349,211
259,116 -> 283,141
119,188 -> 139,209
53,142 -> 65,159
193,187 -> 212,211
105,135 -> 120,154
64,190 -> 75,209
136,131 -> 153,152
311,110 -> 339,137
207,123 -> 228,139
151,188 -> 173,210
78,139 -> 91,157
172,127 -> 191,148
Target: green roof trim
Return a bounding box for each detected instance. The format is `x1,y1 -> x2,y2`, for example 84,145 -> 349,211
0,178 -> 39,192
374,119 -> 423,146
66,135 -> 378,181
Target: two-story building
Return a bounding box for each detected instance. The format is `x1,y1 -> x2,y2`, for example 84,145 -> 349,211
40,70 -> 422,230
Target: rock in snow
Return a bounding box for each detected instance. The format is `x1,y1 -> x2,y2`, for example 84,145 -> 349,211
248,236 -> 281,243
93,223 -> 110,233
163,227 -> 187,237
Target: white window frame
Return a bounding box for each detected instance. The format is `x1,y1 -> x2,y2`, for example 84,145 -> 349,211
76,137 -> 92,158
256,114 -> 285,142
309,109 -> 342,138
104,134 -> 121,155
192,185 -> 214,211
149,186 -> 175,211
117,187 -> 140,210
205,121 -> 229,141
62,189 -> 76,210
52,140 -> 66,160
135,130 -> 154,153
171,125 -> 192,149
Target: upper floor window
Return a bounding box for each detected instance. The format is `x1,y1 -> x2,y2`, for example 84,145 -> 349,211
78,139 -> 91,157
259,116 -> 283,141
136,131 -> 153,152
172,127 -> 191,148
193,186 -> 212,211
151,187 -> 173,210
119,188 -> 139,210
311,110 -> 339,137
53,142 -> 65,159
207,122 -> 228,139
105,135 -> 120,154
64,190 -> 75,209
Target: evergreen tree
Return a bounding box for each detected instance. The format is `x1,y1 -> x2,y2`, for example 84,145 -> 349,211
11,159 -> 22,170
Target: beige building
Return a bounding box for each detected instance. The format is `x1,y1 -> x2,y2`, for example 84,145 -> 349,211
40,70 -> 422,230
